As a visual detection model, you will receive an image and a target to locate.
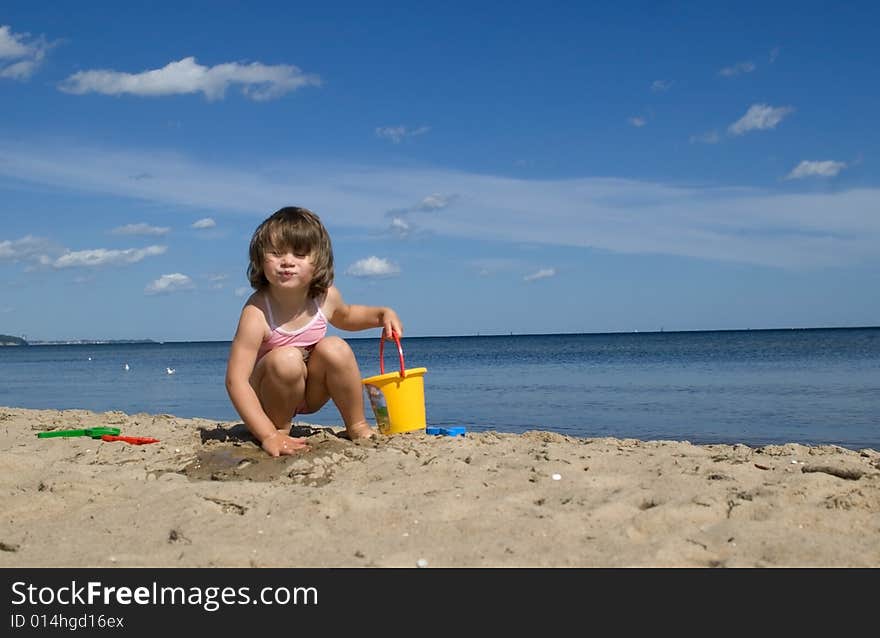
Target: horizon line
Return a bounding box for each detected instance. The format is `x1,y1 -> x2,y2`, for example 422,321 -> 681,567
19,324 -> 880,345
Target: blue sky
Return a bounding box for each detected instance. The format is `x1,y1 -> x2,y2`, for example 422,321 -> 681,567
1,1 -> 878,341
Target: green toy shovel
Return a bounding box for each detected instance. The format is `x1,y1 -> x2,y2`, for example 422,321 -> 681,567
37,427 -> 121,439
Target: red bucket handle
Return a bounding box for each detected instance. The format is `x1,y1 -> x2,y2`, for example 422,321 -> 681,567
379,330 -> 406,378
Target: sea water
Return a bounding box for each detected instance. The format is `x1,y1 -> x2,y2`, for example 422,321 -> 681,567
1,328 -> 878,450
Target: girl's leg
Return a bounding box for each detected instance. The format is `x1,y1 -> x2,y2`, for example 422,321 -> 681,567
249,346 -> 308,433
302,336 -> 376,438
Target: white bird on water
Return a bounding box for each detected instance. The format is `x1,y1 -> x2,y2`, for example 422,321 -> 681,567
166,367 -> 176,375
123,363 -> 130,371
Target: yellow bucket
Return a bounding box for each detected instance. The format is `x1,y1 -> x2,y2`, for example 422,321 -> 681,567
362,333 -> 427,435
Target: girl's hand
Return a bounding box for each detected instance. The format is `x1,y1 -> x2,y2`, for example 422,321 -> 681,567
380,308 -> 403,340
261,432 -> 309,457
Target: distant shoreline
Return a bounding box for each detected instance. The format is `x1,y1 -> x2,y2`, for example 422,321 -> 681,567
0,334 -> 28,346
24,339 -> 158,346
9,325 -> 879,346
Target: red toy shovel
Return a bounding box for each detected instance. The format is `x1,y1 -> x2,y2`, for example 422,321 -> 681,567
100,435 -> 160,445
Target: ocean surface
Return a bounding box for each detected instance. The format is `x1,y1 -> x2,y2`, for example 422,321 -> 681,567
2,328 -> 879,451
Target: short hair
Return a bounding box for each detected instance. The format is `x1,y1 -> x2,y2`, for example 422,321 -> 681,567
247,207 -> 334,297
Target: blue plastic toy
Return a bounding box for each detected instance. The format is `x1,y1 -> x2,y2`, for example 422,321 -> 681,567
426,426 -> 467,437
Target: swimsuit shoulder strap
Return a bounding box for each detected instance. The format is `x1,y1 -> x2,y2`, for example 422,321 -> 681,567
263,293 -> 277,329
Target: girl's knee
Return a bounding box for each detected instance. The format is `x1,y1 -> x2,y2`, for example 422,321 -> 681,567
262,347 -> 307,383
313,336 -> 355,363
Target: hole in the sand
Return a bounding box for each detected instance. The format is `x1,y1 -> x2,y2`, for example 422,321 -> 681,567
181,434 -> 352,484
182,447 -> 293,483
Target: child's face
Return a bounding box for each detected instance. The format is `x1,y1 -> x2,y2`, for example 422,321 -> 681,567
262,244 -> 315,291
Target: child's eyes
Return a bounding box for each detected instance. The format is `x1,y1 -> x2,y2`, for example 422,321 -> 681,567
267,250 -> 309,258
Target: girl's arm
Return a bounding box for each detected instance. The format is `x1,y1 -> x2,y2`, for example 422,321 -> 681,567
225,302 -> 304,456
323,285 -> 403,338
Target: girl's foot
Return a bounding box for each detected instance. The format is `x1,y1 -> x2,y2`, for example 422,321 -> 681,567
345,420 -> 377,440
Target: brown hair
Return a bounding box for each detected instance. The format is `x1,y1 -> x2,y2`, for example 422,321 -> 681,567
247,206 -> 334,296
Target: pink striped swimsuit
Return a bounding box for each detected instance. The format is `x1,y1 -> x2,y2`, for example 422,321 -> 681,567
256,294 -> 328,363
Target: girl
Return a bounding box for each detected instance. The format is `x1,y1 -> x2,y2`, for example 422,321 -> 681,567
225,206 -> 403,457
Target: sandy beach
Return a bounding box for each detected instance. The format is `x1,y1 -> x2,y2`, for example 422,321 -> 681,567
1,405 -> 879,568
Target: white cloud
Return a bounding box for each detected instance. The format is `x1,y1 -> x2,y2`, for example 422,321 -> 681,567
52,245 -> 166,269
769,47 -> 781,63
651,80 -> 673,92
719,61 -> 756,77
234,286 -> 251,297
524,268 -> 556,282
1,59 -> 39,80
389,216 -> 411,237
728,103 -> 794,136
785,160 -> 847,180
345,256 -> 400,278
58,56 -> 321,101
207,273 -> 227,289
0,235 -> 54,262
145,273 -> 194,295
111,222 -> 170,236
191,217 -> 216,229
375,125 -> 430,143
385,193 -> 456,239
0,25 -> 52,80
0,25 -> 31,58
2,140 -> 879,270
387,193 -> 454,216
417,193 -> 453,211
628,116 -> 646,128
690,130 -> 720,144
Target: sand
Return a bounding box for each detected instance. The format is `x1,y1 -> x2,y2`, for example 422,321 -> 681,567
1,406 -> 879,568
